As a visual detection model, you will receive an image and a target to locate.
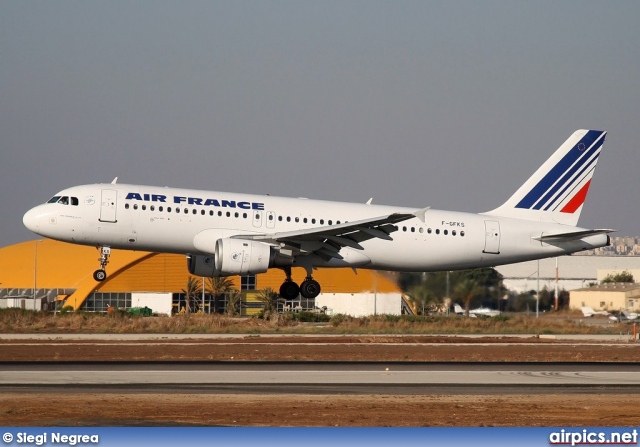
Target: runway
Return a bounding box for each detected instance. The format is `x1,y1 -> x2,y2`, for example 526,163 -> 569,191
2,362 -> 639,395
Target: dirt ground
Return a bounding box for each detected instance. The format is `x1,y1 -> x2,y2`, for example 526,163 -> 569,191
1,335 -> 639,426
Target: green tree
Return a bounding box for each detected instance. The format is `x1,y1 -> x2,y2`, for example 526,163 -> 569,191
454,278 -> 483,317
181,276 -> 202,314
207,276 -> 236,314
601,271 -> 635,284
225,290 -> 242,316
406,283 -> 439,315
256,287 -> 279,319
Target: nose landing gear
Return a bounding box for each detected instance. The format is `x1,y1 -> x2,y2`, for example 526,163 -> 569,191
93,246 -> 111,282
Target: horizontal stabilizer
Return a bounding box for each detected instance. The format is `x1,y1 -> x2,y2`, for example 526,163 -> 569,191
532,229 -> 614,243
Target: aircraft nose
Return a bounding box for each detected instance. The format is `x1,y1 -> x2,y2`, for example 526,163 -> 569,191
23,206 -> 44,234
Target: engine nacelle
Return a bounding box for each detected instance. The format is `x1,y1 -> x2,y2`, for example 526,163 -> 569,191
215,238 -> 274,276
187,254 -> 220,277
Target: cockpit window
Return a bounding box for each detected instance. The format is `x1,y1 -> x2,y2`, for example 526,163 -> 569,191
48,196 -> 77,205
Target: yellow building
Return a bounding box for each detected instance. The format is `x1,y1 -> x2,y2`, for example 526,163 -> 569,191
0,239 -> 404,315
570,283 -> 640,312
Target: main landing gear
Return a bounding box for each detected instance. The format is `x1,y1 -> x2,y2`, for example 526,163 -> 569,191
279,268 -> 321,300
93,246 -> 111,282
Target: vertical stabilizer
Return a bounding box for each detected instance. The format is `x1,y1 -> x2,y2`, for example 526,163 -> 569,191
484,129 -> 606,226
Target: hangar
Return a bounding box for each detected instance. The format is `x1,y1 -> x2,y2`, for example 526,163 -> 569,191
0,239 -> 406,316
496,256 -> 640,293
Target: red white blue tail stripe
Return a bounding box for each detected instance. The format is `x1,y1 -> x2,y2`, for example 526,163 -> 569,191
485,129 -> 606,226
515,130 -> 605,213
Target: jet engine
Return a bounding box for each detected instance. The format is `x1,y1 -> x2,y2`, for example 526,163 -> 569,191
188,237 -> 292,277
214,238 -> 274,275
187,254 -> 219,277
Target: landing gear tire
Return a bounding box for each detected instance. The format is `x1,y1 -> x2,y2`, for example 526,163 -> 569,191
279,281 -> 300,300
93,269 -> 107,282
300,279 -> 321,299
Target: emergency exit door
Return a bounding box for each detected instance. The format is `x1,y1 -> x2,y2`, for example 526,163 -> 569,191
483,220 -> 501,254
99,189 -> 118,223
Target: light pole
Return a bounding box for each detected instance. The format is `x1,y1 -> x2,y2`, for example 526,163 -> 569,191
536,259 -> 540,318
33,239 -> 43,302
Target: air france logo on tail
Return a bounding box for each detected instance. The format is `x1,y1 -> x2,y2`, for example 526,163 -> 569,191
515,130 -> 606,214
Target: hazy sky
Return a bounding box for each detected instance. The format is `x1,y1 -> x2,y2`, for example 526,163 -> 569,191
2,1 -> 639,247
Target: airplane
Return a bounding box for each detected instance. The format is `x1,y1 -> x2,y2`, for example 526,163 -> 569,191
608,309 -> 638,323
580,306 -> 609,318
453,304 -> 501,317
23,129 -> 613,301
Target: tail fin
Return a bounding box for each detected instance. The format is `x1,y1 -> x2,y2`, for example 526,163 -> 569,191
485,129 -> 606,226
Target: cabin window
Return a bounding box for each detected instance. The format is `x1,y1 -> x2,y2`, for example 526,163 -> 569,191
71,197 -> 79,206
452,230 -> 456,236
125,203 -> 130,209
150,205 -> 155,211
460,231 -> 465,237
443,229 -> 448,235
435,229 -> 440,235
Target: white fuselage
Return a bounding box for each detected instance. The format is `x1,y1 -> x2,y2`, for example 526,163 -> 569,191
23,183 -> 609,273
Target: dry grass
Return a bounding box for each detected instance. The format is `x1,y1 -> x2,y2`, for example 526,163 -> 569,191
0,308 -> 625,335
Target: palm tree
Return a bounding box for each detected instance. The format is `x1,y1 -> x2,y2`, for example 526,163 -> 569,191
256,287 -> 279,319
225,290 -> 242,316
406,284 -> 438,315
181,276 -> 202,314
454,278 -> 483,317
207,277 -> 236,314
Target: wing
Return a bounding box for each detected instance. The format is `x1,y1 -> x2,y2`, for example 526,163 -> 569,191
232,207 -> 428,261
